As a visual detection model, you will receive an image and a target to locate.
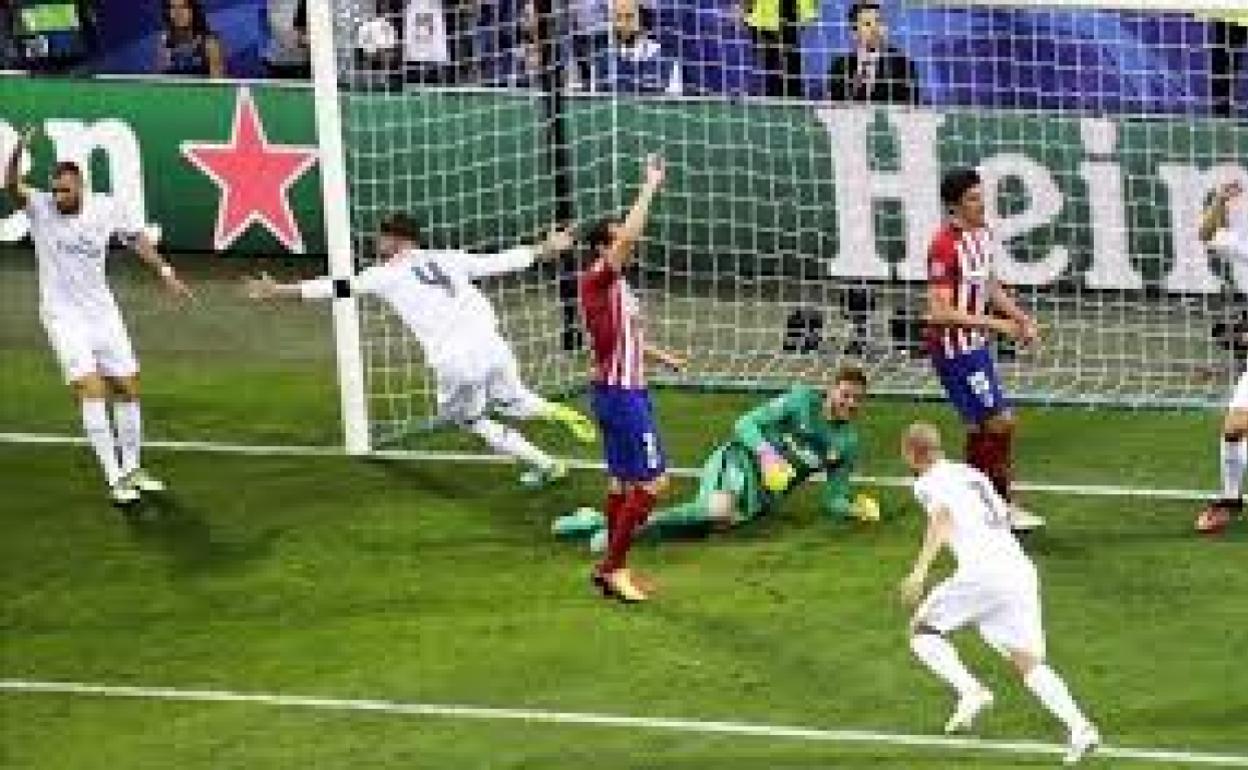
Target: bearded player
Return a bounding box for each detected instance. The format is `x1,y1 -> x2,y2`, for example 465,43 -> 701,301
246,212 -> 596,481
926,167 -> 1044,533
554,366 -> 879,550
5,125 -> 194,505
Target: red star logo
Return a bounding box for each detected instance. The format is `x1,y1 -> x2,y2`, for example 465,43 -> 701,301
182,88 -> 318,253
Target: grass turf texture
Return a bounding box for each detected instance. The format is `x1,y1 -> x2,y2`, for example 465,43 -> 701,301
3,252 -> 1247,767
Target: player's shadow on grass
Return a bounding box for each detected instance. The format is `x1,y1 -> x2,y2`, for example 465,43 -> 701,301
122,496 -> 284,575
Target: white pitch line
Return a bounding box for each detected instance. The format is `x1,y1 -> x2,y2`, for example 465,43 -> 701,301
2,679 -> 1246,767
0,432 -> 1210,501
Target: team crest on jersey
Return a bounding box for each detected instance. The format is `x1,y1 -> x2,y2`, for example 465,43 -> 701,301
57,236 -> 100,259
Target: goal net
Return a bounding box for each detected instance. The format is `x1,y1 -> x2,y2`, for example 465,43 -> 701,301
314,0 -> 1248,451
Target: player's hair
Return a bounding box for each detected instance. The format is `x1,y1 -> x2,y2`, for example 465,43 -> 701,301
903,422 -> 943,453
834,364 -> 869,388
940,167 -> 981,207
52,161 -> 82,180
848,1 -> 881,27
378,212 -> 420,243
164,0 -> 213,38
586,217 -> 617,256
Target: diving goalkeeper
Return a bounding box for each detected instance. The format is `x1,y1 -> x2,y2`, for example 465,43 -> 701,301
554,365 -> 878,549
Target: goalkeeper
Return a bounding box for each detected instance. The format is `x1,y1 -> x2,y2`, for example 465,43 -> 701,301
554,365 -> 878,549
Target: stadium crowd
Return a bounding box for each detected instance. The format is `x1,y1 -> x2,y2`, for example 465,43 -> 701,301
0,0 -> 1244,115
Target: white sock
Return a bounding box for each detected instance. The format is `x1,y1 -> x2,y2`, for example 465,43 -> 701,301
81,399 -> 121,487
910,634 -> 983,697
468,419 -> 553,469
1023,664 -> 1089,733
113,400 -> 142,475
1221,436 -> 1246,500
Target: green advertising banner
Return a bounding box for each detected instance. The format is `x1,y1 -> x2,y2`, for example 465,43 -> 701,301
0,76 -> 325,255
2,76 -> 1245,294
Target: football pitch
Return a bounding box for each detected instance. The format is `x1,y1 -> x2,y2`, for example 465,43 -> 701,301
2,255 -> 1248,768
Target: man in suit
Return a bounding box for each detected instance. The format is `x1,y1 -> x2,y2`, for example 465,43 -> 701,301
827,0 -> 919,105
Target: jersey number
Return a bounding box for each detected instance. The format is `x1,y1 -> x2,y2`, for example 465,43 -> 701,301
967,370 -> 996,408
970,477 -> 1009,529
411,262 -> 455,296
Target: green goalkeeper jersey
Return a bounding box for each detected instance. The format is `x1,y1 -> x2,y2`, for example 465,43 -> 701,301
732,384 -> 860,518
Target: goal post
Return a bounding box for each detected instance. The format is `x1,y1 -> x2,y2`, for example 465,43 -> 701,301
308,0 -> 369,455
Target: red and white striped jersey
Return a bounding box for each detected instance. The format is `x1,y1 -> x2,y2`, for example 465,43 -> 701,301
579,257 -> 646,389
925,222 -> 997,359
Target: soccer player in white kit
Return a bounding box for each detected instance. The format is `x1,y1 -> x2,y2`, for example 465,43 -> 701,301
1196,180 -> 1248,533
5,126 -> 194,505
898,422 -> 1100,765
245,212 -> 596,479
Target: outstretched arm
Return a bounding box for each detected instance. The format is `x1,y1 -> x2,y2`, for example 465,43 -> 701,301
245,272 -> 327,301
5,125 -> 35,209
901,505 -> 951,607
464,226 -> 575,279
604,154 -> 666,271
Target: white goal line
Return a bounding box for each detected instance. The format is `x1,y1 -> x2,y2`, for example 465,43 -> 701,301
2,679 -> 1246,767
0,432 -> 1209,502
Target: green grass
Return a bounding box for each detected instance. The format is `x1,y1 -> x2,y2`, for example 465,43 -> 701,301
2,258 -> 1246,768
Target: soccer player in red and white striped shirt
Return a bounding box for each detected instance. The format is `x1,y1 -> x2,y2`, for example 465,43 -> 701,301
578,154 -> 686,603
925,167 -> 1044,532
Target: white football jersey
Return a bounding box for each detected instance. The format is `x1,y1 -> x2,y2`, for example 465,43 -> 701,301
303,246 -> 535,370
912,459 -> 1034,580
26,191 -> 140,321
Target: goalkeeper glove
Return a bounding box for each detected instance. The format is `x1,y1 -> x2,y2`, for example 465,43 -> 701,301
850,493 -> 881,523
758,444 -> 795,492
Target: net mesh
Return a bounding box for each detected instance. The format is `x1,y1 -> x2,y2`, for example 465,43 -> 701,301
327,0 -> 1248,446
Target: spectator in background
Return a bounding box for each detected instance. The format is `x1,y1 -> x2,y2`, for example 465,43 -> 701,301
0,0 -> 16,68
595,0 -> 680,95
1207,11 -> 1247,118
264,0 -> 310,78
827,1 -> 918,105
741,0 -> 818,98
156,0 -> 226,77
498,0 -> 544,87
567,0 -> 609,90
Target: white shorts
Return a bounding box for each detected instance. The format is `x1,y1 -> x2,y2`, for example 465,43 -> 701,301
43,314 -> 138,384
1230,369 -> 1248,410
434,341 -> 544,424
915,570 -> 1046,658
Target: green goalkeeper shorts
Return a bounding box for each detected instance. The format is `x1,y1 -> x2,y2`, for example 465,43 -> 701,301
701,441 -> 773,523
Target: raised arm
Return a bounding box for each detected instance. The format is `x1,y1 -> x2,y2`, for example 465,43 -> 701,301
605,154 -> 666,270
1200,181 -> 1242,245
5,125 -> 35,208
901,504 -> 952,606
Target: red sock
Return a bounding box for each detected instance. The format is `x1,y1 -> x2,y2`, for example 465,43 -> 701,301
965,430 -> 990,475
599,487 -> 657,574
986,430 -> 1013,501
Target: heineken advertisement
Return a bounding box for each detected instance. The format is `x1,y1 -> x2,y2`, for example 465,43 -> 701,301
2,77 -> 1246,294
0,77 -> 324,255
